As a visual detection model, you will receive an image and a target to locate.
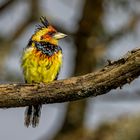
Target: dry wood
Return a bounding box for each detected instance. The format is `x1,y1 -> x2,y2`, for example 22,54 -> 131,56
0,48 -> 140,108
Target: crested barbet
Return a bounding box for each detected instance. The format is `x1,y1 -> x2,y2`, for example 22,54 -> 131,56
21,16 -> 67,127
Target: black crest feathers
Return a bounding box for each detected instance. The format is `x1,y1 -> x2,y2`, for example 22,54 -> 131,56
40,16 -> 49,28
35,16 -> 50,30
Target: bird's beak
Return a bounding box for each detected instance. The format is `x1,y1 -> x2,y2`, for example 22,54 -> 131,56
53,32 -> 67,40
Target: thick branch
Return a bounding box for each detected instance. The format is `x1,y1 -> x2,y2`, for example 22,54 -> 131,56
0,48 -> 140,108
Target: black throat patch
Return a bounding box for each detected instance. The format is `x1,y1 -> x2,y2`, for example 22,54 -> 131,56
33,41 -> 62,56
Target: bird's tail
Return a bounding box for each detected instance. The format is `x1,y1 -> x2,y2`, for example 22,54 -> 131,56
24,105 -> 42,127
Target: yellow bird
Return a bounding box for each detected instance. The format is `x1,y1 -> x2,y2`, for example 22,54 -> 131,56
21,16 -> 67,127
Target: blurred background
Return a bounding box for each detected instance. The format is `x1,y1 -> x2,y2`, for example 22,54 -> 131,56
1,0 -> 140,140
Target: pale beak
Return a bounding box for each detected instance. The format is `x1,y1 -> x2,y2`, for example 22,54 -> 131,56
53,32 -> 67,40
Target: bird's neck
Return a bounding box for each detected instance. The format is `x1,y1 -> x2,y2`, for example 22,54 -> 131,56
33,41 -> 62,56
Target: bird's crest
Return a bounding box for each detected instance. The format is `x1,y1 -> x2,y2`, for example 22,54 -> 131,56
35,16 -> 50,30
40,16 -> 49,27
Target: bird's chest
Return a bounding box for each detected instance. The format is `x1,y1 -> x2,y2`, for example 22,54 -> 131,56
21,47 -> 62,83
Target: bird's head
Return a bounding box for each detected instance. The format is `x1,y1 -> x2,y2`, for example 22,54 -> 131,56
32,16 -> 67,45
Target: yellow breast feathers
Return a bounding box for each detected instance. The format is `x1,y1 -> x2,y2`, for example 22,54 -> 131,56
21,46 -> 62,83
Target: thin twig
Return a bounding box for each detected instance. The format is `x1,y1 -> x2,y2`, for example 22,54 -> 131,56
0,0 -> 15,13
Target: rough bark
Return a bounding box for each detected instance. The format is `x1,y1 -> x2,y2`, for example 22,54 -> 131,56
0,48 -> 139,108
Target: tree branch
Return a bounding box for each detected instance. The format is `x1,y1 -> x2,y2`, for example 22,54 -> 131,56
0,0 -> 15,13
0,48 -> 140,108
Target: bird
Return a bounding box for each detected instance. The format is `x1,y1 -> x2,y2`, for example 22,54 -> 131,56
21,16 -> 67,127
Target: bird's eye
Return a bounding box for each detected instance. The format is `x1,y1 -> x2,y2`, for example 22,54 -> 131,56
48,32 -> 55,36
